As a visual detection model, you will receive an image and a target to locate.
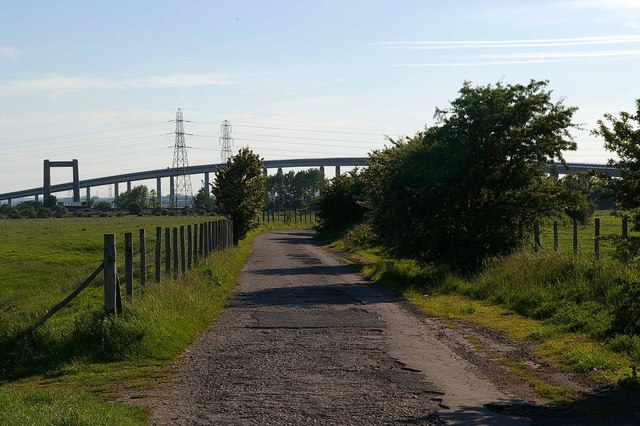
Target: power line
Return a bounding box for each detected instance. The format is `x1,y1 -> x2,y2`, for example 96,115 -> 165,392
188,120 -> 397,136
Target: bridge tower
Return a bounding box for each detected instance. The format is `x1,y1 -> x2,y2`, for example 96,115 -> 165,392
170,108 -> 193,209
219,120 -> 234,163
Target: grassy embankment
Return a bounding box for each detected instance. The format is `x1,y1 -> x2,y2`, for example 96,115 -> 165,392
325,211 -> 640,402
0,216 -> 311,425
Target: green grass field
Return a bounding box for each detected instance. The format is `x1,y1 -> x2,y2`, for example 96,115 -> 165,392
0,216 -> 221,341
538,210 -> 632,259
0,215 -> 314,425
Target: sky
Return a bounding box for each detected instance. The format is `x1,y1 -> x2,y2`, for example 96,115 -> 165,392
1,0 -> 639,197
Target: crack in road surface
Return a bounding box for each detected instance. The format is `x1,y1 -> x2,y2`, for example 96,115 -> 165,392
144,230 -> 548,425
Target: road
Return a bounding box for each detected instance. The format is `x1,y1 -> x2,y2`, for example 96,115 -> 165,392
145,229 -> 543,425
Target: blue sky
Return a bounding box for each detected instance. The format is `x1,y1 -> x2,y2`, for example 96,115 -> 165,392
1,0 -> 640,196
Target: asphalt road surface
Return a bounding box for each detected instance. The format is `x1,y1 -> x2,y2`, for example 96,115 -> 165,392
146,229 -> 542,425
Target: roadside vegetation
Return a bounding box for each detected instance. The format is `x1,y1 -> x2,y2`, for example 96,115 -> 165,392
0,216 -> 310,425
0,149 -> 315,424
317,80 -> 640,392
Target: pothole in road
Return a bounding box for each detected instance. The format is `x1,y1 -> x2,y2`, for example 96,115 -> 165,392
287,253 -> 322,265
251,308 -> 384,329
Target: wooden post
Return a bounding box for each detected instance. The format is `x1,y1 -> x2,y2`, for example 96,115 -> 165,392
622,216 -> 629,265
534,221 -> 541,252
573,218 -> 578,256
212,220 -> 217,251
203,222 -> 209,257
211,220 -> 215,251
140,229 -> 146,288
180,226 -> 186,275
230,220 -> 235,246
103,234 -> 118,314
187,225 -> 193,270
165,228 -> 171,274
192,223 -> 198,264
125,232 -> 133,299
262,211 -> 265,222
199,223 -> 204,258
221,220 -> 226,249
553,221 -> 559,251
155,227 -> 161,283
594,218 -> 600,260
173,227 -> 178,277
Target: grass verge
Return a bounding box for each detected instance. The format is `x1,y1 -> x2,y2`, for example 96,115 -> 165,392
324,225 -> 640,401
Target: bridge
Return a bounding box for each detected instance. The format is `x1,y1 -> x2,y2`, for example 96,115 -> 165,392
0,158 -> 618,206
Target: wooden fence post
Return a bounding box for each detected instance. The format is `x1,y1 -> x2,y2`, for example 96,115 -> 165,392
203,222 -> 209,257
534,221 -> 541,252
213,220 -> 217,251
180,226 -> 186,275
212,220 -> 216,251
173,227 -> 178,277
573,218 -> 578,256
125,232 -> 133,299
553,221 -> 559,251
165,228 -> 171,274
230,220 -> 234,246
594,218 -> 600,260
622,216 -> 629,265
103,234 -> 117,314
140,229 -> 146,288
221,220 -> 226,249
187,225 -> 193,270
199,223 -> 204,258
155,227 -> 161,283
193,223 -> 198,264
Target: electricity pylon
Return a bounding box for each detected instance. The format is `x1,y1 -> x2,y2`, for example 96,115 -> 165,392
219,120 -> 234,163
171,108 -> 193,209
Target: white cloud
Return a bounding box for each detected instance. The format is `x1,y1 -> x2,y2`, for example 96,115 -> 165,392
0,73 -> 237,97
376,35 -> 640,50
393,60 -> 559,68
0,45 -> 18,60
572,0 -> 640,9
483,49 -> 640,60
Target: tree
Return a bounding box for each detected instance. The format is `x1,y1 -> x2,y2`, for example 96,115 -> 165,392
193,187 -> 215,212
560,173 -> 598,224
595,98 -> 640,227
594,98 -> 640,261
212,148 -> 266,244
43,195 -> 57,208
266,168 -> 326,210
316,170 -> 367,233
114,185 -> 150,212
292,168 -> 326,209
365,80 -> 578,271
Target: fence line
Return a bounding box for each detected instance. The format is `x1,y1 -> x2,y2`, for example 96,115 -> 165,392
21,219 -> 235,330
257,209 -> 317,224
527,215 -> 632,263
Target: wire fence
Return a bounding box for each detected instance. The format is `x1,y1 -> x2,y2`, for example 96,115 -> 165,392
9,219 -> 235,335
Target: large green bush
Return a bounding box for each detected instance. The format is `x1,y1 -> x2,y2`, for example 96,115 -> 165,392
365,81 -> 578,272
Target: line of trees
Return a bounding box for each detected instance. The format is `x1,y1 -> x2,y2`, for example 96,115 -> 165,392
317,80 -> 635,272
